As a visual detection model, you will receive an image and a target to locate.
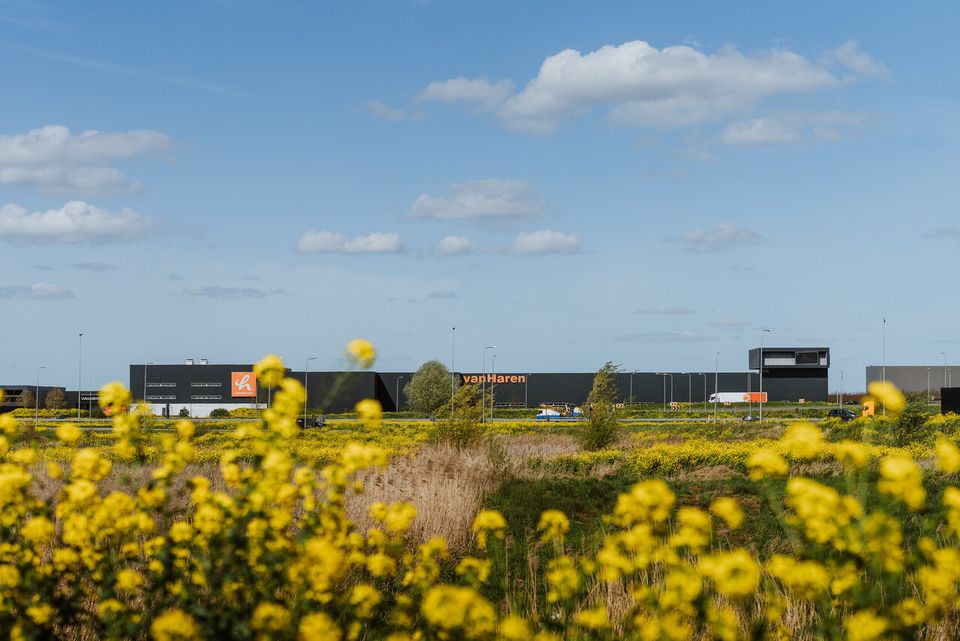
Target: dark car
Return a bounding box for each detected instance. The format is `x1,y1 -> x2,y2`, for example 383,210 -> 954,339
742,415 -> 759,422
296,416 -> 326,428
828,408 -> 857,421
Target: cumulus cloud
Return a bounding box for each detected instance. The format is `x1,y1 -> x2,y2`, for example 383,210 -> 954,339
667,223 -> 764,252
71,261 -> 119,272
360,100 -> 410,121
635,306 -> 698,315
183,286 -> 284,300
510,229 -> 580,254
499,41 -> 843,132
0,201 -> 154,243
720,118 -> 799,145
0,125 -> 171,193
0,282 -> 74,300
296,230 -> 403,254
435,235 -> 474,255
820,41 -> 888,78
409,179 -> 543,223
615,331 -> 713,343
419,77 -> 514,109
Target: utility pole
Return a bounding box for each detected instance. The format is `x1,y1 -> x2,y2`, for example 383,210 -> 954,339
759,329 -> 771,423
77,332 -> 83,420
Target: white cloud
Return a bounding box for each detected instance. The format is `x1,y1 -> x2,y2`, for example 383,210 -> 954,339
419,77 -> 514,109
435,235 -> 474,255
709,318 -> 751,329
720,118 -> 799,145
635,306 -> 698,315
426,290 -> 458,299
183,286 -> 284,299
498,40 -> 844,131
0,201 -> 154,243
615,331 -> 713,343
409,179 -> 543,223
0,125 -> 171,193
360,100 -> 410,121
296,230 -> 403,254
820,41 -> 888,78
668,223 -> 764,252
0,282 -> 74,300
71,262 -> 119,272
510,229 -> 580,255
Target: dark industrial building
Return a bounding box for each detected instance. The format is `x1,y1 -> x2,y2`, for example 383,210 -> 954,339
127,346 -> 829,416
865,365 -> 954,398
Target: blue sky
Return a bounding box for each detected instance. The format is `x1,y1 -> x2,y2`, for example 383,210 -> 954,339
1,0 -> 958,391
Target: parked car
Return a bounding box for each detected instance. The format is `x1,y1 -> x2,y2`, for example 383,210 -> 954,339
742,414 -> 759,422
296,416 -> 326,428
828,408 -> 858,421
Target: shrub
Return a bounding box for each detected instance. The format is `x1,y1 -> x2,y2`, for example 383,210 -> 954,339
404,360 -> 457,414
578,361 -> 622,451
434,382 -> 485,448
208,408 -> 230,418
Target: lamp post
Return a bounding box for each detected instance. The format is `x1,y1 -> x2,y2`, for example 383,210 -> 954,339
396,376 -> 404,413
759,329 -> 771,423
304,356 -> 319,425
927,367 -> 932,404
481,346 -> 495,424
629,370 -> 637,405
490,354 -> 496,421
882,318 -> 887,416
685,372 -> 692,404
77,332 -> 83,420
451,327 -> 456,412
657,373 -> 673,406
656,373 -> 666,410
714,352 -> 719,422
143,362 -> 157,402
525,374 -> 529,409
698,373 -> 707,411
35,365 -> 47,431
839,369 -> 844,406
943,352 -> 949,393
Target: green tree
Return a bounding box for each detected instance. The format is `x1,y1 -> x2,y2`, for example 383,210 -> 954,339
579,361 -> 622,451
434,383 -> 486,448
403,360 -> 458,414
44,388 -> 67,409
19,388 -> 35,410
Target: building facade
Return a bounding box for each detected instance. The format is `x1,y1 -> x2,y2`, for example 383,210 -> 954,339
865,365 -> 954,397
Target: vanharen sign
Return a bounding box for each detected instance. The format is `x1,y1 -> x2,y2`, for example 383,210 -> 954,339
462,374 -> 526,384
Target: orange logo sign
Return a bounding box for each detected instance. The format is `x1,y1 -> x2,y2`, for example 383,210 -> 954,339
231,372 -> 256,397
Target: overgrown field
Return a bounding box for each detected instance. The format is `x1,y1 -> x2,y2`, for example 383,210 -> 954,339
5,355 -> 960,640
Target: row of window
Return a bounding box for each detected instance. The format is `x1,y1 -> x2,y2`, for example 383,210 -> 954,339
146,382 -> 224,388
146,395 -> 224,401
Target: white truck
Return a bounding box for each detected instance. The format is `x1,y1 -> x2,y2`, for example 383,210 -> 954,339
708,392 -> 768,404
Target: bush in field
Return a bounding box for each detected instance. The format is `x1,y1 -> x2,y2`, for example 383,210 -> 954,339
434,382 -> 485,448
578,361 -> 622,451
208,407 -> 230,418
43,387 -> 67,409
403,360 -> 457,414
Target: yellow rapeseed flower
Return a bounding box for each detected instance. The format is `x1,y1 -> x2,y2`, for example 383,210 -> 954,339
573,605 -> 607,629
472,509 -> 507,550
55,422 -> 82,443
345,338 -> 376,369
877,455 -> 926,511
746,448 -> 788,481
844,609 -> 888,641
834,440 -> 870,470
935,439 -> 960,475
251,602 -> 290,632
537,509 -> 570,543
710,497 -> 744,529
700,549 -> 761,599
867,380 -> 906,414
98,381 -> 131,415
150,609 -> 198,641
254,354 -> 285,389
779,422 -> 823,459
355,399 -> 383,429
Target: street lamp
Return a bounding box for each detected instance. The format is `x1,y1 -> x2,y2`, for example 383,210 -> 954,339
525,374 -> 530,409
839,369 -> 844,406
304,356 -> 320,425
450,327 -> 456,412
714,352 -> 719,422
927,367 -> 932,404
481,346 -> 496,424
490,353 -> 497,421
35,365 -> 47,431
77,332 -> 84,420
143,362 -> 158,402
759,328 -> 771,423
656,373 -> 666,410
882,318 -> 887,416
942,352 -> 949,392
396,376 -> 404,413
685,372 -> 692,404
698,373 -> 707,411
629,370 -> 637,405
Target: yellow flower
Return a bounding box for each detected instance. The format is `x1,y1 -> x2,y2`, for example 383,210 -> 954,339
55,422 -> 82,443
867,380 -> 906,414
935,439 -> 960,475
116,568 -> 144,592
355,399 -> 383,429
844,610 -> 888,641
472,509 -> 507,550
573,606 -> 607,629
0,413 -> 16,436
346,338 -> 376,369
150,609 -> 199,641
877,455 -> 926,511
298,613 -> 341,641
26,604 -> 54,625
611,479 -> 676,526
421,586 -> 497,638
709,497 -> 744,529
456,557 -> 491,585
779,422 -> 823,459
384,501 -> 417,535
537,509 -> 570,543
766,554 -> 830,601
254,354 -> 285,389
98,381 -> 131,415
499,616 -> 531,641
700,549 -> 761,598
545,556 -> 580,602
21,516 -> 56,546
251,602 -> 290,632
349,583 -> 382,619
834,440 -> 870,470
175,420 -> 196,441
746,448 -> 788,481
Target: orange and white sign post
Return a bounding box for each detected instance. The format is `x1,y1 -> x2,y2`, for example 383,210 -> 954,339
231,372 -> 256,398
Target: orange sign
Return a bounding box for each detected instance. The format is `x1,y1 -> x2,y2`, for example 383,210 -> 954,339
231,372 -> 256,397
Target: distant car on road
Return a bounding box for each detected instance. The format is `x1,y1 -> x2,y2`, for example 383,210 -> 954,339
297,416 -> 326,428
828,408 -> 857,421
742,415 -> 759,422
